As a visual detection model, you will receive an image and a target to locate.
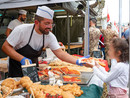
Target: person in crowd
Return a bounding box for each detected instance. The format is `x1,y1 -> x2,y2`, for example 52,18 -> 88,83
81,18 -> 101,56
5,9 -> 27,37
98,34 -> 105,59
123,23 -> 130,39
100,25 -> 118,65
107,24 -> 112,29
2,6 -> 88,77
85,37 -> 129,98
98,26 -> 105,59
121,27 -> 128,38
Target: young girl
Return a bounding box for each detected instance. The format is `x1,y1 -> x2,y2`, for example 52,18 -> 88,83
85,37 -> 129,98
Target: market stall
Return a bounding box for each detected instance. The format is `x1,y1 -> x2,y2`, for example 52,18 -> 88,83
0,0 -> 107,98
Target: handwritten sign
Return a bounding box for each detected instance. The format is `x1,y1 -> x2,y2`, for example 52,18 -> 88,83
22,64 -> 40,83
93,51 -> 102,58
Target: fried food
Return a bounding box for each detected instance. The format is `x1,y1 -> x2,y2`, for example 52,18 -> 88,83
1,86 -> 11,94
60,83 -> 83,97
20,76 -> 83,98
43,85 -> 63,95
20,76 -> 45,98
1,78 -> 22,98
1,86 -> 13,98
61,91 -> 75,98
1,78 -> 16,89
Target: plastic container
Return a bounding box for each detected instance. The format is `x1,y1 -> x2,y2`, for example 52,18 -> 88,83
42,58 -> 52,64
78,37 -> 82,42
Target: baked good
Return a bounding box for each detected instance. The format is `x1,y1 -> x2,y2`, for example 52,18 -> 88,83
20,76 -> 45,98
20,76 -> 83,98
61,91 -> 75,98
81,57 -> 106,67
1,78 -> 17,89
60,83 -> 83,97
1,78 -> 23,98
1,85 -> 13,98
63,76 -> 81,82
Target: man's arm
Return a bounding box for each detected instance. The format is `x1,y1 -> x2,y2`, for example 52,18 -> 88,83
2,40 -> 24,62
52,48 -> 77,64
52,48 -> 91,67
5,28 -> 12,37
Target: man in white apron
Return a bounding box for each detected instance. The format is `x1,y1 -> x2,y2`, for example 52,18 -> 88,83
5,9 -> 27,37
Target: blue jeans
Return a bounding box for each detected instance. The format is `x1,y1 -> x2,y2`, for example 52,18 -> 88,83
101,47 -> 105,59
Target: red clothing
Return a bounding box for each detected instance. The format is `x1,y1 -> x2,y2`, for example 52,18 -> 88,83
99,34 -> 105,48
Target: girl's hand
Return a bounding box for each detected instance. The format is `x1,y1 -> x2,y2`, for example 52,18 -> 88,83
83,60 -> 95,68
83,62 -> 94,68
83,60 -> 101,68
95,61 -> 100,68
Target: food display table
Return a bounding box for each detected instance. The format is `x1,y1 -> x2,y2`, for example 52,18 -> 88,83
0,55 -> 107,98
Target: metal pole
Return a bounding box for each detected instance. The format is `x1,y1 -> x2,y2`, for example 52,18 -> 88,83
119,0 -> 122,38
84,0 -> 89,56
67,12 -> 70,53
129,0 -> 130,98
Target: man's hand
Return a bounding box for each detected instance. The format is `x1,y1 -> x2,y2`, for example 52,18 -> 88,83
76,55 -> 90,66
20,57 -> 32,65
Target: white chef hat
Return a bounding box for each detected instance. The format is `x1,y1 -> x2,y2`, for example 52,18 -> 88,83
36,6 -> 54,19
19,10 -> 27,15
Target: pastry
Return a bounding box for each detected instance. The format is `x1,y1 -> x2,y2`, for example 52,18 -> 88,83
61,91 -> 75,98
1,78 -> 16,89
60,83 -> 83,97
